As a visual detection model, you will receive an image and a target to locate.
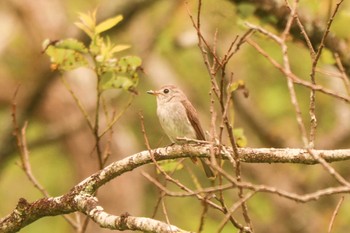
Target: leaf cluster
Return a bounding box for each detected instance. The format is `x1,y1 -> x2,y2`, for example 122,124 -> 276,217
42,10 -> 142,93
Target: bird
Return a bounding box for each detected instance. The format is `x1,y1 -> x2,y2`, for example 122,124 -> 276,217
147,84 -> 215,178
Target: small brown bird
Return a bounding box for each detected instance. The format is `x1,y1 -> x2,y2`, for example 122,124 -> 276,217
147,85 -> 215,178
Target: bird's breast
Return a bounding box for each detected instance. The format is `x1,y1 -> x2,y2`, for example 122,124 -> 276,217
156,101 -> 196,142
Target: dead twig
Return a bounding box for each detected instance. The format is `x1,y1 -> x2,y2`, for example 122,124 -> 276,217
328,196 -> 344,233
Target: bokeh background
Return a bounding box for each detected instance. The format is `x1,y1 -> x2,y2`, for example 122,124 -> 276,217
1,0 -> 350,232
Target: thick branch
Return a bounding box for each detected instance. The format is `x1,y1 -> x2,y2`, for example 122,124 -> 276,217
1,144 -> 350,232
72,145 -> 350,194
75,194 -> 189,233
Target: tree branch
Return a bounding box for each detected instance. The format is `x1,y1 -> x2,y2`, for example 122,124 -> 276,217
1,144 -> 350,232
229,0 -> 350,75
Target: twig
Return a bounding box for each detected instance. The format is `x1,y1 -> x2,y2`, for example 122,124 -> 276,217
284,0 -> 316,57
334,53 -> 350,95
189,0 -> 253,230
161,198 -> 171,225
217,191 -> 256,232
197,195 -> 209,233
12,91 -> 49,197
99,94 -> 135,137
308,0 -> 344,147
94,78 -> 103,169
11,86 -> 78,229
60,77 -> 94,131
283,0 -> 310,148
328,196 -> 344,233
141,171 -> 224,212
245,38 -> 350,103
307,149 -> 350,187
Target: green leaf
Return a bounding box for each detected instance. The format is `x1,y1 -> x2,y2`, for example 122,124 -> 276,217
98,55 -> 141,93
228,80 -> 245,93
118,56 -> 142,72
95,15 -> 123,34
156,160 -> 184,173
53,38 -> 88,53
100,72 -> 134,91
233,128 -> 248,147
75,22 -> 94,38
42,39 -> 88,71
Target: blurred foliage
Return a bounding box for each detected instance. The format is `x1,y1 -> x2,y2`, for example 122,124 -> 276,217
43,10 -> 142,93
0,0 -> 350,233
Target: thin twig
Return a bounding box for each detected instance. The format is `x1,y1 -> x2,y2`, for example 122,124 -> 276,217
308,1 -> 344,147
192,0 -> 253,230
284,0 -> 316,57
11,86 -> 78,230
141,170 -> 223,211
245,38 -> 350,103
283,0 -> 309,147
217,191 -> 256,232
94,80 -> 103,169
99,94 -> 135,137
197,195 -> 209,233
12,87 -> 49,197
60,77 -> 94,131
328,196 -> 344,233
307,149 -> 350,187
334,53 -> 350,95
161,198 -> 171,225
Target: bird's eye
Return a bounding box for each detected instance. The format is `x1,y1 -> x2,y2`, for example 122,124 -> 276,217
163,89 -> 169,94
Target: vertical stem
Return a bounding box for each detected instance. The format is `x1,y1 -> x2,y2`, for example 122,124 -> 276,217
95,75 -> 103,169
282,0 -> 309,148
81,69 -> 104,233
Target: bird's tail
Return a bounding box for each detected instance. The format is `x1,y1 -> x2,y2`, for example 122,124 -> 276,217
200,158 -> 215,179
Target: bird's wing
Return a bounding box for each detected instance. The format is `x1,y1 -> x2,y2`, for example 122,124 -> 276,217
181,100 -> 206,140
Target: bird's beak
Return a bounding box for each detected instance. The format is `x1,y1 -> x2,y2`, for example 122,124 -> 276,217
147,90 -> 158,95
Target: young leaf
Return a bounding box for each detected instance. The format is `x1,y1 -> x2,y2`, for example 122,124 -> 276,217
75,22 -> 94,38
110,44 -> 131,54
156,160 -> 184,173
228,80 -> 245,93
95,15 -> 123,34
78,11 -> 96,30
75,10 -> 97,38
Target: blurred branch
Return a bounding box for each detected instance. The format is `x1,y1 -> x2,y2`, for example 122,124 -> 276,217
11,87 -> 49,197
229,0 -> 350,76
245,26 -> 350,103
0,0 -> 159,169
1,144 -> 350,232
